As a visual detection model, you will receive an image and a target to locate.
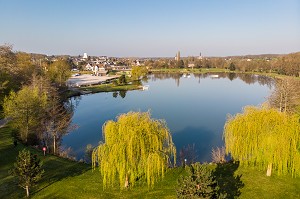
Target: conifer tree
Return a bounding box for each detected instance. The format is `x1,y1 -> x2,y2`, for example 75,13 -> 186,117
10,149 -> 44,197
176,163 -> 223,199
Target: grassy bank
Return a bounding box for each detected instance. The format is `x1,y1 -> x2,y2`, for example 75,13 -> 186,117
78,83 -> 141,93
0,125 -> 183,198
1,125 -> 300,198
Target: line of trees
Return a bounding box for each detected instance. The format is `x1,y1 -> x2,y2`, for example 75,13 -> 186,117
0,44 -> 74,154
0,44 -> 72,107
145,52 -> 300,77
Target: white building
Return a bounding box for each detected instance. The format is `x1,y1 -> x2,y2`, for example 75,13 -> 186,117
85,63 -> 92,70
83,53 -> 88,59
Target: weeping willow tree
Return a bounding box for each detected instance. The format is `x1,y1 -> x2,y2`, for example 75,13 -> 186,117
92,111 -> 176,189
224,106 -> 300,177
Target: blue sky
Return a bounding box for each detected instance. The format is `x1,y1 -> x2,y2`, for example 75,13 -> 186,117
0,0 -> 299,57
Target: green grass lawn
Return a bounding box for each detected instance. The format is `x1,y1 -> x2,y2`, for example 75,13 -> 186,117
1,125 -> 300,198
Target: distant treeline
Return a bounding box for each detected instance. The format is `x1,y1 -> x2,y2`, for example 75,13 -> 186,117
145,52 -> 300,77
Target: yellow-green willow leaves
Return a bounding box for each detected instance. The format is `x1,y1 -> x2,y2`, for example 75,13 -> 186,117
224,106 -> 300,177
92,111 -> 176,189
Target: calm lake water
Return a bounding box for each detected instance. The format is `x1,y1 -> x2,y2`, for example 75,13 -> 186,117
63,73 -> 274,162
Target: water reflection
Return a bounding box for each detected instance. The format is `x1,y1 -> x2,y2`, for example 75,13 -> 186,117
64,73 -> 274,162
151,72 -> 274,88
112,90 -> 127,99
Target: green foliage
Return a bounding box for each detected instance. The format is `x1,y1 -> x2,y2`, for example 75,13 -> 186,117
224,106 -> 300,176
176,60 -> 185,68
10,149 -> 44,197
177,163 -> 223,199
15,52 -> 38,81
0,45 -> 38,102
1,126 -> 300,198
46,59 -> 71,86
92,111 -> 176,189
131,66 -> 148,80
118,74 -> 127,85
213,162 -> 244,199
3,86 -> 47,144
228,63 -> 236,71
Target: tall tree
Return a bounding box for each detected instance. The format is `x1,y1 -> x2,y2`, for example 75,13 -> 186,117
15,52 -> 38,83
46,59 -> 71,86
41,91 -> 73,154
10,149 -> 44,197
0,45 -> 17,102
131,66 -> 148,80
92,111 -> 176,189
224,106 -> 300,177
118,74 -> 127,85
0,44 -> 16,74
228,62 -> 236,71
3,86 -> 47,143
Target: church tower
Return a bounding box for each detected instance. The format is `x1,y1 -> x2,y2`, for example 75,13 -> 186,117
175,51 -> 180,61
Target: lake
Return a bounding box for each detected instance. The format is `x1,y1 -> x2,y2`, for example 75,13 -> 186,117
63,73 -> 274,163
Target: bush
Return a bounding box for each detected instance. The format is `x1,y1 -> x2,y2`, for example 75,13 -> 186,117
176,163 -> 225,199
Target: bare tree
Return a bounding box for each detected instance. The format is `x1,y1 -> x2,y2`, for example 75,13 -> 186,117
179,144 -> 197,166
268,78 -> 300,113
41,91 -> 75,154
211,146 -> 226,164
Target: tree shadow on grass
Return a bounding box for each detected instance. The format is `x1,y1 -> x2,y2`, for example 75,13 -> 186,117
31,157 -> 90,195
0,125 -> 90,198
213,161 -> 244,199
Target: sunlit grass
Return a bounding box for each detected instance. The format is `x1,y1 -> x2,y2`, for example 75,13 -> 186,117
1,125 -> 300,198
78,83 -> 141,93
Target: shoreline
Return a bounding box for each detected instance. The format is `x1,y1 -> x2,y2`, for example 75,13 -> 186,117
65,69 -> 299,98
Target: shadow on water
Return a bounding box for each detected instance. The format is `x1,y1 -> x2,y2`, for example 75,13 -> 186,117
213,161 -> 244,199
172,126 -> 216,163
